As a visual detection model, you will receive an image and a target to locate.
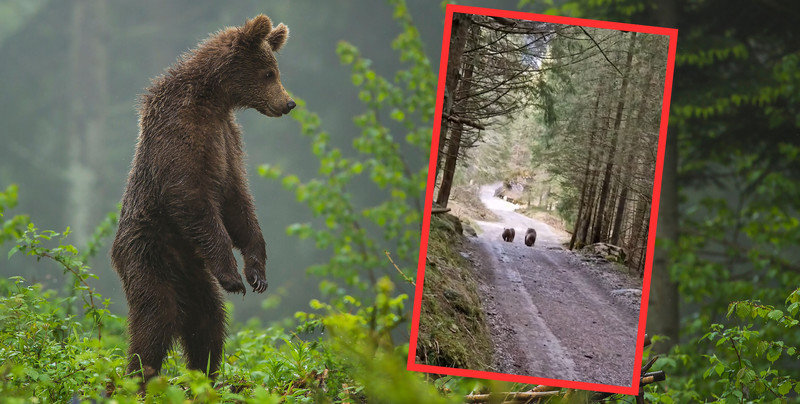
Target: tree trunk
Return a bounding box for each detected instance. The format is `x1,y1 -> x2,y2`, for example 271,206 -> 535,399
436,122 -> 462,208
632,195 -> 649,274
436,33 -> 476,207
611,184 -> 628,246
648,0 -> 680,353
437,13 -> 471,182
67,0 -> 108,245
570,174 -> 589,250
579,171 -> 598,247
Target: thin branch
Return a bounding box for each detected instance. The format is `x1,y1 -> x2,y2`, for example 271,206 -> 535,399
579,26 -> 623,76
384,250 -> 415,286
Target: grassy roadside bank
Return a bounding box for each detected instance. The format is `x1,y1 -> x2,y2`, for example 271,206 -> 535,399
415,213 -> 494,371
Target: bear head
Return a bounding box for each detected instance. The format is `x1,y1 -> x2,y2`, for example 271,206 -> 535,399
223,14 -> 295,117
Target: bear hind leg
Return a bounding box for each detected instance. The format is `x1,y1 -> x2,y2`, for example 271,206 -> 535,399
178,272 -> 227,378
125,282 -> 180,384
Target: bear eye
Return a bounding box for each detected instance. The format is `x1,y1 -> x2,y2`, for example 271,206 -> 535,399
262,70 -> 273,79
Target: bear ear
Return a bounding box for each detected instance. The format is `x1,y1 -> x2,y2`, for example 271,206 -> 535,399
238,14 -> 273,46
266,23 -> 289,52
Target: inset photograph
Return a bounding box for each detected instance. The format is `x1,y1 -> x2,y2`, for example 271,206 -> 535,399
409,5 -> 676,395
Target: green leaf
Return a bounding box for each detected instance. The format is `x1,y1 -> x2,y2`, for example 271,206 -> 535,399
258,164 -> 282,179
767,309 -> 784,321
739,368 -> 755,385
390,109 -> 405,121
715,362 -> 725,376
282,175 -> 300,190
756,341 -> 769,357
788,302 -> 800,316
726,303 -> 736,318
736,302 -> 752,318
766,346 -> 782,362
8,245 -> 20,259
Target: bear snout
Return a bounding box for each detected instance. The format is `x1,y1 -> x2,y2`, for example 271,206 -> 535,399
278,99 -> 296,114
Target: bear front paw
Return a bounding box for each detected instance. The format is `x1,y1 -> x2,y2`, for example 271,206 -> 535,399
245,266 -> 268,294
218,275 -> 247,295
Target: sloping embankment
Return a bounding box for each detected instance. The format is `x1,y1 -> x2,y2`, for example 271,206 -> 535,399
415,214 -> 494,370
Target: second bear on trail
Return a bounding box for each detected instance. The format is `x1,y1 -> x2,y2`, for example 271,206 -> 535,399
524,228 -> 537,246
110,14 -> 294,385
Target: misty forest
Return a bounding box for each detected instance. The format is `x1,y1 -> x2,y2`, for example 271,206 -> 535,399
1,0 -> 800,403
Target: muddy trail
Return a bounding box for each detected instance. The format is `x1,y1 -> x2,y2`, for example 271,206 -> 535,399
465,184 -> 642,387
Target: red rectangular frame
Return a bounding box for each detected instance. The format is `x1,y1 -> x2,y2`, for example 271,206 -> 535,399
407,4 -> 678,396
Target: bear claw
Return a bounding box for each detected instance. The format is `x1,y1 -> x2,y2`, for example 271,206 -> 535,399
250,279 -> 268,294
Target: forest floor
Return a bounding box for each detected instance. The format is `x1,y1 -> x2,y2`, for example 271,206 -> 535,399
460,184 -> 643,387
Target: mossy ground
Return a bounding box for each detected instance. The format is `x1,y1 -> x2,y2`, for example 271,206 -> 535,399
416,214 -> 493,371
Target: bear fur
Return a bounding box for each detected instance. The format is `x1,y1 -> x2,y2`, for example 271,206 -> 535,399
110,14 -> 294,384
502,228 -> 515,242
524,228 -> 537,247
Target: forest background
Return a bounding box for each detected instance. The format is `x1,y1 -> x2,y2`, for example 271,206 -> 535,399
0,0 -> 798,402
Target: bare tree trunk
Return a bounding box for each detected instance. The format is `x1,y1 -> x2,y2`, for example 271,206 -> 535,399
611,185 -> 628,245
570,173 -> 589,250
631,194 -> 649,274
67,0 -> 108,245
436,36 -> 476,207
648,0 -> 680,353
436,122 -> 462,208
604,180 -> 619,240
437,13 -> 471,182
579,170 -> 598,247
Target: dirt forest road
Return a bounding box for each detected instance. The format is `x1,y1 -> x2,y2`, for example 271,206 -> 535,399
469,184 -> 641,387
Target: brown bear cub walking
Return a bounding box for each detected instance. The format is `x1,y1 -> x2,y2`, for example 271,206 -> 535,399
524,228 -> 537,246
502,228 -> 515,242
110,15 -> 294,385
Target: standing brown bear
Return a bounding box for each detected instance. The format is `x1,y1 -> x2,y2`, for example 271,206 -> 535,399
502,228 -> 515,242
110,14 -> 294,384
